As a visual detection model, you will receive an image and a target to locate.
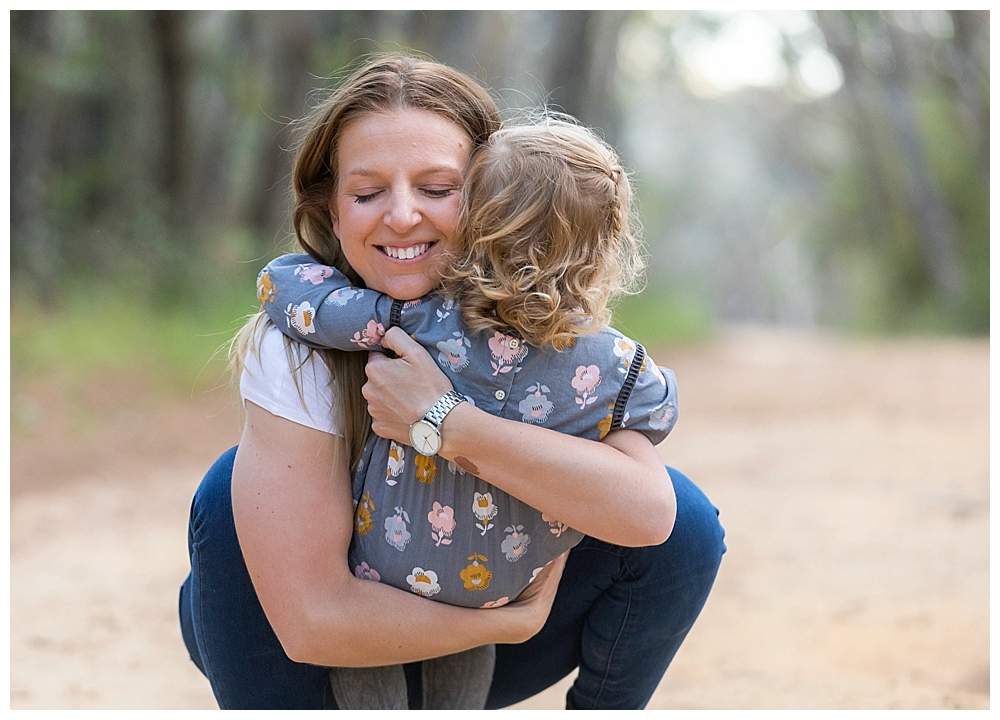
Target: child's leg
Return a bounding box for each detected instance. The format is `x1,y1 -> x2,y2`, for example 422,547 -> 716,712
422,644 -> 496,709
328,664 -> 408,710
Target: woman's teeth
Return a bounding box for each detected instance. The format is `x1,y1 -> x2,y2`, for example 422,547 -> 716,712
383,243 -> 429,260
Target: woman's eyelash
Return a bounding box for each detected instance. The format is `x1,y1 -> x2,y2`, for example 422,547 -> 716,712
424,188 -> 454,197
354,192 -> 381,204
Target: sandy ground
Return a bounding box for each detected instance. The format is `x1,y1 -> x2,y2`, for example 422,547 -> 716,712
9,326 -> 990,710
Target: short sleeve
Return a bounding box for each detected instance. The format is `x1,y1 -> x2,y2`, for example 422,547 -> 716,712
618,350 -> 678,446
240,322 -> 340,436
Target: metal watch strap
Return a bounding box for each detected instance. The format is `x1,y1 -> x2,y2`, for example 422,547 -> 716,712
422,390 -> 466,428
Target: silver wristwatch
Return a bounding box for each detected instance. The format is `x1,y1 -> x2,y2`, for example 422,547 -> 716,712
409,390 -> 466,457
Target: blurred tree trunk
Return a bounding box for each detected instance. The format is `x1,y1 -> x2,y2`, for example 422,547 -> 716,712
816,10 -> 965,305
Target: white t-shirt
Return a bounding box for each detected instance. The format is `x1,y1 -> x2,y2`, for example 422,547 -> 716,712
239,322 -> 340,436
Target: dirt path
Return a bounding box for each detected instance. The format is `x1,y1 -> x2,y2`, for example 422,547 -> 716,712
10,327 -> 989,709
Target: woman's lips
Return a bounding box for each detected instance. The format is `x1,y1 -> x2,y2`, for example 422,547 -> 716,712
379,243 -> 431,260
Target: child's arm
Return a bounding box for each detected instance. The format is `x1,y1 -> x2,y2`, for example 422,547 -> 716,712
256,254 -> 396,352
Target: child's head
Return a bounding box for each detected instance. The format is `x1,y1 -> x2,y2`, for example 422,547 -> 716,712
441,116 -> 644,350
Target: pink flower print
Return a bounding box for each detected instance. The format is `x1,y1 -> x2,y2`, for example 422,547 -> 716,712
354,562 -> 381,582
351,319 -> 386,348
481,597 -> 510,609
648,403 -> 676,431
541,512 -> 568,538
572,365 -> 602,409
294,263 -> 335,285
488,332 -> 527,376
428,502 -> 457,547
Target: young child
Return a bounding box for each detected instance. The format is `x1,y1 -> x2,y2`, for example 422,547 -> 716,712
257,118 -> 679,709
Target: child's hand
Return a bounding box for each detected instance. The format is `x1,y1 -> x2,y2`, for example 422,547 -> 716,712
363,326 -> 455,444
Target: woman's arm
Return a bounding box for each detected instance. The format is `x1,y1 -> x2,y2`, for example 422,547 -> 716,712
363,328 -> 677,547
232,400 -> 565,667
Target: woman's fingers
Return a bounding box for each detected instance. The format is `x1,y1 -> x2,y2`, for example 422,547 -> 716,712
363,336 -> 454,442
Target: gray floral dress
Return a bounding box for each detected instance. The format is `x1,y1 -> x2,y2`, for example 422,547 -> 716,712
258,254 -> 679,608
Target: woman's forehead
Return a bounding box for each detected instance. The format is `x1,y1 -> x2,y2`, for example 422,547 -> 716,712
337,109 -> 472,177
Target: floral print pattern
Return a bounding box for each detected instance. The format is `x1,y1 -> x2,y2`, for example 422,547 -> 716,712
488,332 -> 528,375
572,365 -> 602,409
286,301 -> 317,336
428,503 -> 456,547
407,567 -> 441,598
460,553 -> 492,592
384,507 -> 412,551
386,441 -> 405,486
257,270 -> 277,305
414,454 -> 437,485
294,263 -> 335,285
519,383 -> 554,424
436,331 -> 471,372
472,492 -> 498,536
354,562 -> 380,582
350,319 -> 385,348
501,524 -> 531,562
325,286 -> 363,307
354,491 -> 376,537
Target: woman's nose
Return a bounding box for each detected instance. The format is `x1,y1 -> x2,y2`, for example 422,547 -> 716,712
383,190 -> 421,233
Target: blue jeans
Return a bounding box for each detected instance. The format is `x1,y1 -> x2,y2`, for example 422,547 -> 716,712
180,447 -> 725,709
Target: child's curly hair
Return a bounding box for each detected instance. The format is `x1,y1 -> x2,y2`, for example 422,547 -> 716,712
439,116 -> 645,350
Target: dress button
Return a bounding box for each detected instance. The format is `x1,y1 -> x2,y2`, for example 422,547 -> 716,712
494,389 -> 506,401
509,338 -> 520,349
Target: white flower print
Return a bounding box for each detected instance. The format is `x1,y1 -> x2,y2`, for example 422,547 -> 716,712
612,336 -> 637,374
386,441 -> 405,485
472,492 -> 497,536
406,567 -> 441,598
286,301 -> 316,336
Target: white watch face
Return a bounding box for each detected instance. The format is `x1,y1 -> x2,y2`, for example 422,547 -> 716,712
409,421 -> 441,457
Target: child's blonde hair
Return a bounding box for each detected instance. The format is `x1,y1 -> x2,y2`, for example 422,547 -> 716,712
440,116 -> 645,350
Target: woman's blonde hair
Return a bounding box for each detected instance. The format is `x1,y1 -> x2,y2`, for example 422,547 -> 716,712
233,53 -> 500,472
440,116 -> 645,350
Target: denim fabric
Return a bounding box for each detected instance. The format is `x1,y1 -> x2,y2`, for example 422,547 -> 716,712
180,446 -> 725,709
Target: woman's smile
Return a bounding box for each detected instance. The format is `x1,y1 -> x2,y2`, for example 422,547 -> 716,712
379,242 -> 431,260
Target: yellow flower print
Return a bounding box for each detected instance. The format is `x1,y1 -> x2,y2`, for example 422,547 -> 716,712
354,491 -> 375,536
414,453 -> 437,485
460,554 -> 493,592
257,270 -> 277,305
597,401 -> 615,440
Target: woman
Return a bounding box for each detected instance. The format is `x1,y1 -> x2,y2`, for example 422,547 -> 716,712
179,53 -> 726,710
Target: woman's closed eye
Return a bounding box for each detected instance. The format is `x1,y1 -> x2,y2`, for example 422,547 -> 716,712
422,187 -> 457,198
353,191 -> 382,204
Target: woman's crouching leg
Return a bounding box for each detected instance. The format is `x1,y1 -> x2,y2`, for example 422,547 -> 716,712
488,467 -> 725,709
179,446 -> 333,709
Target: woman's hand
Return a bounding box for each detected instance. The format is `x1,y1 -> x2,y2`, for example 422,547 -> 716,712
363,326 -> 454,443
498,551 -> 568,643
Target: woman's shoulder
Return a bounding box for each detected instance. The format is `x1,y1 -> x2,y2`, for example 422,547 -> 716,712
239,321 -> 339,436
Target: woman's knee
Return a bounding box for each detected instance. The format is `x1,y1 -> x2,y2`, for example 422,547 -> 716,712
666,467 -> 726,558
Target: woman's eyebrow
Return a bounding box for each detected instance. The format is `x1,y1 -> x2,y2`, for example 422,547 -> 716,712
342,165 -> 463,180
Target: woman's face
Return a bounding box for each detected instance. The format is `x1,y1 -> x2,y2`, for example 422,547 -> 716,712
332,109 -> 471,300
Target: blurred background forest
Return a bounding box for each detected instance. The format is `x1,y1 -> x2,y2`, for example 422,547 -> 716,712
10,10 -> 990,399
